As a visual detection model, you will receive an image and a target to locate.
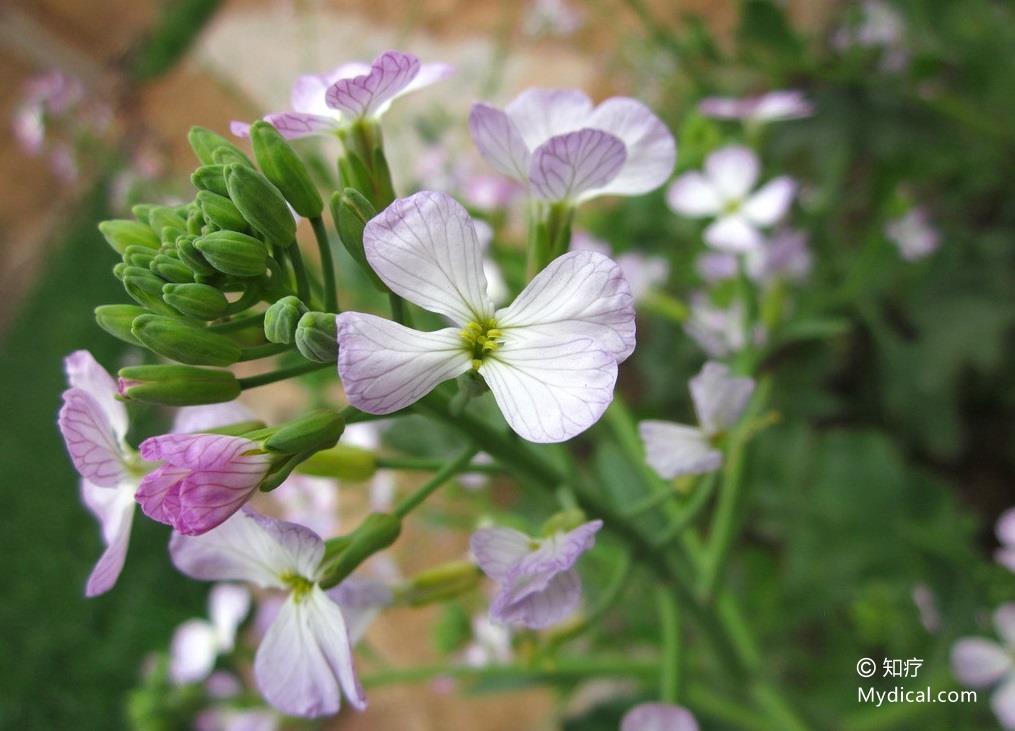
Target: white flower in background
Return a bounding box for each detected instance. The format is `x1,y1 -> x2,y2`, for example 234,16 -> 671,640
697,228 -> 812,285
571,231 -> 670,304
885,207 -> 940,261
621,703 -> 699,731
834,1 -> 908,72
640,362 -> 754,478
951,603 -> 1015,729
698,90 -> 813,125
523,0 -> 585,37
667,145 -> 796,252
912,583 -> 941,633
996,508 -> 1015,573
684,294 -> 765,359
195,708 -> 279,731
463,614 -> 514,667
170,584 -> 251,685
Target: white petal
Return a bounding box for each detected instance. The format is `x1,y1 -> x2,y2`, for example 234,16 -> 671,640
480,331 -> 618,443
81,479 -> 136,596
397,62 -> 454,100
59,388 -> 127,487
324,50 -> 420,119
998,546 -> 1015,574
528,128 -> 627,202
666,173 -> 723,217
689,361 -> 755,436
170,619 -> 219,684
254,587 -> 365,718
290,74 -> 334,116
996,603 -> 1015,648
639,420 -> 722,478
704,215 -> 764,252
997,508 -> 1015,546
496,568 -> 582,629
173,401 -> 256,434
951,638 -> 1012,687
994,677 -> 1015,730
497,250 -> 636,362
621,703 -> 700,731
504,88 -> 594,150
587,97 -> 676,197
470,526 -> 532,580
336,313 -> 471,415
363,191 -> 494,324
469,103 -> 531,182
705,145 -> 759,200
617,252 -> 670,303
170,508 -> 323,589
742,176 -> 796,226
64,350 -> 127,440
209,583 -> 251,651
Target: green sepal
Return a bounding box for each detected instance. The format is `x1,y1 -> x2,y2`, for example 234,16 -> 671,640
336,150 -> 373,202
225,164 -> 297,245
194,230 -> 268,277
264,409 -> 345,455
162,283 -> 229,320
118,364 -> 241,406
196,190 -> 248,232
296,444 -> 377,481
250,121 -> 323,218
131,314 -> 242,366
332,188 -> 386,291
263,295 -> 308,344
98,220 -> 160,254
94,304 -> 146,345
190,164 -> 229,197
295,311 -> 338,363
319,513 -> 402,588
150,254 -> 194,283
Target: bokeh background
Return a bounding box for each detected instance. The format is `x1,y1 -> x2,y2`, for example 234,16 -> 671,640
1,0 -> 1013,729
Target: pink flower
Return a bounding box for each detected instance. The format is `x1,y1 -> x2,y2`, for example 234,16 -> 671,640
951,603 -> 1015,729
621,703 -> 699,731
698,90 -> 813,124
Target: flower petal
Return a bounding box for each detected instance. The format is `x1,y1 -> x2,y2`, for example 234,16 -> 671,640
170,508 -> 324,589
173,401 -> 256,434
742,176 -> 796,226
997,508 -> 1015,546
363,191 -> 494,324
254,587 -> 365,717
209,583 -> 251,651
587,97 -> 676,197
492,568 -> 582,629
528,128 -> 627,202
401,62 -> 455,97
666,172 -> 723,217
324,50 -> 420,119
705,145 -> 759,200
170,619 -> 219,684
951,637 -> 1012,687
64,350 -> 127,439
996,603 -> 1015,648
480,331 -> 618,443
497,250 -> 636,362
704,214 -> 764,252
639,420 -> 722,478
504,88 -> 593,150
58,388 -> 127,487
621,703 -> 700,731
336,312 -> 471,415
469,103 -> 531,182
689,361 -> 755,436
263,112 -> 340,140
993,676 -> 1015,731
290,74 -> 334,116
135,463 -> 187,526
81,479 -> 136,596
327,576 -> 393,644
470,526 -> 532,580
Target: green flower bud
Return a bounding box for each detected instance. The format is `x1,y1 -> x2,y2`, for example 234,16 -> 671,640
186,206 -> 204,236
297,444 -> 377,481
162,283 -> 229,319
265,409 -> 345,455
320,513 -> 402,588
131,204 -> 155,224
131,314 -> 242,366
188,126 -> 251,167
225,164 -> 297,245
190,164 -> 229,197
118,364 -> 241,406
332,188 -> 386,291
98,219 -> 160,254
175,235 -> 216,276
250,120 -> 323,218
263,295 -> 308,344
400,561 -> 481,607
295,311 -> 338,363
149,254 -> 194,283
212,146 -> 254,169
94,304 -> 146,345
196,190 -> 248,232
147,206 -> 188,237
123,267 -> 178,315
112,262 -> 128,280
123,245 -> 156,269
159,225 -> 186,245
194,230 -> 268,277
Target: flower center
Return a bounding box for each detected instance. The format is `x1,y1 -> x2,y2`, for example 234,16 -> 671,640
460,318 -> 503,370
281,570 -> 315,602
723,198 -> 743,215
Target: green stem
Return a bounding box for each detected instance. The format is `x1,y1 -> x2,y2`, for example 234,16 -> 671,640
388,292 -> 411,327
238,342 -> 291,361
310,216 -> 339,313
211,311 -> 265,332
223,285 -> 262,315
623,484 -> 678,518
656,587 -> 681,703
375,455 -> 505,475
735,254 -> 758,374
288,243 -> 312,304
237,361 -> 329,389
392,446 -> 478,519
653,471 -> 719,547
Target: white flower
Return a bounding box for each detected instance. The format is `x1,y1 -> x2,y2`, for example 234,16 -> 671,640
684,294 -> 765,359
952,603 -> 1015,729
885,207 -> 940,261
170,583 -> 251,684
996,508 -> 1015,573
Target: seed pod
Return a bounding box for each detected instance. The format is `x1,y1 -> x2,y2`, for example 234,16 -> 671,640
162,283 -> 229,320
225,164 -> 297,245
188,126 -> 251,167
264,409 -> 345,455
295,311 -> 338,363
250,120 -> 323,218
332,188 -> 386,291
191,164 -> 229,197
150,254 -> 194,283
194,230 -> 268,277
118,364 -> 241,406
94,304 -> 147,345
131,314 -> 242,366
263,296 -> 308,344
98,219 -> 160,254
196,190 -> 248,232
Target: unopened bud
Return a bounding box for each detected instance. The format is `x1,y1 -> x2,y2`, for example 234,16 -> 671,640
250,121 -> 323,218
149,254 -> 194,283
118,364 -> 241,406
147,206 -> 188,237
263,296 -> 307,344
194,231 -> 268,277
188,126 -> 251,167
162,283 -> 228,320
196,190 -> 248,232
212,146 -> 254,169
295,311 -> 338,363
332,188 -> 386,291
94,304 -> 146,345
320,513 -> 402,588
191,164 -> 229,197
225,164 -> 297,245
297,444 -> 377,481
399,561 -> 481,607
123,245 -> 156,269
123,268 -> 178,315
186,205 -> 204,236
131,314 -> 242,366
264,409 -> 345,455
131,204 -> 155,224
175,235 -> 216,276
98,220 -> 160,254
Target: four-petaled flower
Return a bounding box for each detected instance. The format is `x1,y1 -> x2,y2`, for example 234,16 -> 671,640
470,520 -> 602,628
231,50 -> 453,140
667,145 -> 796,252
469,88 -> 675,204
951,603 -> 1015,730
621,703 -> 700,731
640,361 -> 755,478
336,191 -> 636,443
170,583 -> 251,685
171,508 -> 366,718
698,90 -> 813,125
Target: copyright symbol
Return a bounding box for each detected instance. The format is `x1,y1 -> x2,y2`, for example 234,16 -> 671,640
856,658 -> 877,678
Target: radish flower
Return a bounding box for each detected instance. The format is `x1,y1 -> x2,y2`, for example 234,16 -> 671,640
951,603 -> 1015,730
621,703 -> 700,731
699,90 -> 813,124
170,583 -> 251,685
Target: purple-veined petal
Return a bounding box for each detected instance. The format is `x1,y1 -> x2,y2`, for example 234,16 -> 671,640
996,603 -> 1015,649
64,350 -> 127,439
666,172 -> 723,218
639,420 -> 722,478
139,433 -> 261,471
587,97 -> 676,197
336,312 -> 471,415
170,508 -> 324,589
497,250 -> 636,362
504,88 -> 594,150
470,526 -> 532,580
363,191 -> 495,324
254,587 -> 366,717
528,128 -> 627,202
173,401 -> 256,434
993,676 -> 1015,730
175,463 -> 272,536
704,214 -> 764,252
951,637 -> 1012,687
506,520 -> 602,594
469,103 -> 531,182
480,331 -> 618,443
324,50 -> 420,119
493,568 -> 582,628
704,145 -> 759,200
170,619 -> 219,684
59,388 -> 127,487
209,583 -> 251,651
263,112 -> 340,140
327,576 -> 393,644
621,703 -> 700,731
135,463 -> 187,525
742,176 -> 796,226
81,479 -> 136,596
689,361 -> 755,436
